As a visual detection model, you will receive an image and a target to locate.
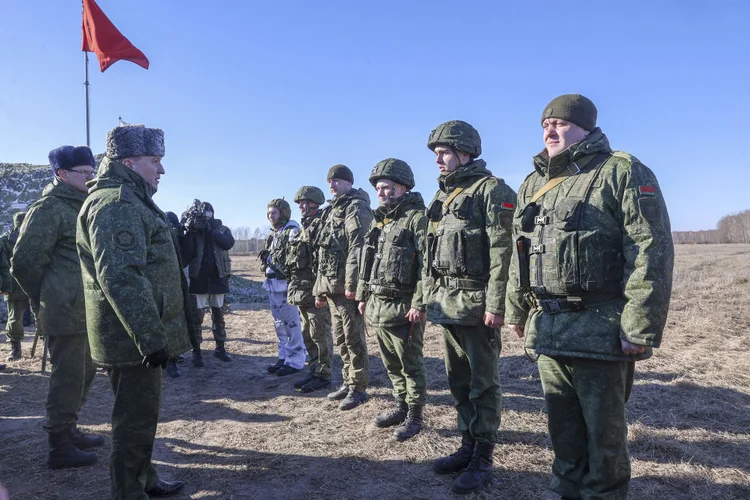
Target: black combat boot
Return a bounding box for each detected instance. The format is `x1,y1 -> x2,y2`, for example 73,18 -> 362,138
0,363 -> 6,370
339,389 -> 369,411
452,442 -> 495,494
373,400 -> 408,428
433,434 -> 476,474
293,372 -> 315,389
300,376 -> 331,393
393,404 -> 423,441
192,349 -> 204,367
166,359 -> 181,378
6,340 -> 22,361
48,428 -> 98,469
145,479 -> 185,497
267,359 -> 284,373
326,383 -> 349,401
213,341 -> 232,362
69,424 -> 105,449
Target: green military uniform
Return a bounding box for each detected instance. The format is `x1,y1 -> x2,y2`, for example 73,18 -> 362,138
12,181 -> 97,437
78,139 -> 193,498
505,99 -> 673,499
2,214 -> 30,347
286,203 -> 333,382
313,181 -> 373,396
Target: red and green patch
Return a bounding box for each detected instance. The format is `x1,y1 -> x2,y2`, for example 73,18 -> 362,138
639,186 -> 656,196
500,202 -> 515,211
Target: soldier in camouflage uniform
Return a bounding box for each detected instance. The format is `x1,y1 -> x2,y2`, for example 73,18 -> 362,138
314,164 -> 373,411
77,125 -> 192,499
12,147 -> 104,469
506,94 -> 674,500
261,199 -> 306,376
286,186 -> 334,393
356,159 -> 428,441
1,212 -> 29,361
424,121 -> 517,494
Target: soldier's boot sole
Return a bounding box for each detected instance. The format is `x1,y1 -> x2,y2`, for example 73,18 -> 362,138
48,449 -> 98,469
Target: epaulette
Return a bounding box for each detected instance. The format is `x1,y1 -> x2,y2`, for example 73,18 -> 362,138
118,185 -> 134,203
610,150 -> 642,165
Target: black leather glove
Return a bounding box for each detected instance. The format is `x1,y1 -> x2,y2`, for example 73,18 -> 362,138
142,347 -> 170,369
209,219 -> 221,230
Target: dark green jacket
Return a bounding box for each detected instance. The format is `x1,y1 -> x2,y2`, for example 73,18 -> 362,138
12,180 -> 86,335
505,129 -> 674,361
314,188 -> 373,297
1,231 -> 25,300
77,158 -> 193,367
424,160 -> 517,325
356,192 -> 427,327
286,209 -> 326,306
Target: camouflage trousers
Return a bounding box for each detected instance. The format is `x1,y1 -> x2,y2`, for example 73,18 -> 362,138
44,334 -> 96,433
4,298 -> 27,342
327,294 -> 369,392
191,295 -> 226,344
299,303 -> 333,379
108,365 -> 163,500
375,322 -> 427,405
538,355 -> 635,500
269,291 -> 306,369
442,324 -> 501,443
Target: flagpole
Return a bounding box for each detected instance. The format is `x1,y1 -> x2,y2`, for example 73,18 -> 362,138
84,51 -> 91,147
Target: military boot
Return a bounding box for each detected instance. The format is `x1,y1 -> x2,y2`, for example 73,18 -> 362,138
0,363 -> 6,370
326,383 -> 349,401
6,340 -> 22,361
393,404 -> 423,441
293,372 -> 315,390
166,359 -> 181,378
69,424 -> 105,449
373,400 -> 408,428
213,341 -> 232,362
433,434 -> 476,474
48,429 -> 98,469
452,442 -> 495,494
339,389 -> 369,411
192,349 -> 204,367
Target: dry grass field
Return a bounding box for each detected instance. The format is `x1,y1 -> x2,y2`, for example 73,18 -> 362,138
1,244 -> 749,499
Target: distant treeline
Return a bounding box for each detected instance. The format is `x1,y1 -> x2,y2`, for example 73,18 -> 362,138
673,209 -> 750,244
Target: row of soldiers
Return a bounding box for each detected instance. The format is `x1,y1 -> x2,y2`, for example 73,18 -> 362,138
258,93 -> 673,497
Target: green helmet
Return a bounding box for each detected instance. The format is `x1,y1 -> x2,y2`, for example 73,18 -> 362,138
369,158 -> 415,190
293,186 -> 326,205
427,120 -> 482,158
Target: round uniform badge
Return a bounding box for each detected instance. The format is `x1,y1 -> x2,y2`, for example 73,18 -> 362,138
113,229 -> 137,250
25,234 -> 44,250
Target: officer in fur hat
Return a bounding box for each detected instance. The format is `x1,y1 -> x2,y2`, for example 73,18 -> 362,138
77,125 -> 193,498
13,146 -> 103,469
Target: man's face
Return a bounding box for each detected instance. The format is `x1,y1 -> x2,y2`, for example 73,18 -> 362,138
298,200 -> 319,218
375,179 -> 407,207
542,118 -> 590,158
433,146 -> 469,174
58,165 -> 95,194
123,156 -> 165,191
328,178 -> 352,198
267,207 -> 280,225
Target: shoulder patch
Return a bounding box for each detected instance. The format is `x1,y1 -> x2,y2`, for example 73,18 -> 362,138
639,186 -> 656,197
500,201 -> 515,211
118,185 -> 134,203
113,229 -> 137,250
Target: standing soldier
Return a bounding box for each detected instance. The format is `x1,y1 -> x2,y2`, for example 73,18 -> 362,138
505,94 -> 674,499
261,199 -> 306,376
287,186 -> 333,393
12,147 -> 103,468
77,125 -> 191,498
424,121 -> 516,494
1,212 -> 29,361
356,159 -> 428,441
314,165 -> 373,411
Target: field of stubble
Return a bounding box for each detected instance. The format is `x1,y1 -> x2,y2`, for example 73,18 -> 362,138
1,244 -> 748,499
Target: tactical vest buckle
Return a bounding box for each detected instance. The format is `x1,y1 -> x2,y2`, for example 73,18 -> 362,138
531,244 -> 545,254
534,215 -> 549,225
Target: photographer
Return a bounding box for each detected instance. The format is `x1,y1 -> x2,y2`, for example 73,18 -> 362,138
181,201 -> 235,365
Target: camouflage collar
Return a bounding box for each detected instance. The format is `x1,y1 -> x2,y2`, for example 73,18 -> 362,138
438,159 -> 492,192
43,178 -> 88,202
374,191 -> 425,222
533,128 -> 612,178
88,157 -> 156,201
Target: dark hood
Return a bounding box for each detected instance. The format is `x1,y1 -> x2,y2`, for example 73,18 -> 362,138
332,187 -> 371,207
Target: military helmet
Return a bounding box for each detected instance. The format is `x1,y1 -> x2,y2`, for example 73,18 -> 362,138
267,198 -> 291,227
369,158 -> 415,190
294,186 -> 326,205
427,120 -> 482,158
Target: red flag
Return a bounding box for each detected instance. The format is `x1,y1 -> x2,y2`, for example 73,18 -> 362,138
82,0 -> 149,72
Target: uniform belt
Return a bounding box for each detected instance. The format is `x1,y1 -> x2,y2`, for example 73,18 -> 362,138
369,284 -> 414,298
438,276 -> 486,290
529,294 -> 622,314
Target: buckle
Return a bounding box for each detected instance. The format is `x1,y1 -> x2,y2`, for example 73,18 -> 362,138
531,244 -> 545,254
567,162 -> 581,175
534,215 -> 549,225
539,300 -> 562,314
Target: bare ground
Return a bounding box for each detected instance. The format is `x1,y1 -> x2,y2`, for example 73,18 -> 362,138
1,245 -> 749,499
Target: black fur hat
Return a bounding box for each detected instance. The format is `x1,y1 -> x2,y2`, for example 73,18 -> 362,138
48,145 -> 95,177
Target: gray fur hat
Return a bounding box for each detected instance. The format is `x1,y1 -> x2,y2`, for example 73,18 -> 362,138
105,124 -> 165,160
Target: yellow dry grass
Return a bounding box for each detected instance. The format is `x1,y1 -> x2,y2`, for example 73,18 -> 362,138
1,244 -> 748,499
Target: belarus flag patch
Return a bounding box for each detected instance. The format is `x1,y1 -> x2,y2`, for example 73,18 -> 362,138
639,186 -> 655,196
500,202 -> 515,211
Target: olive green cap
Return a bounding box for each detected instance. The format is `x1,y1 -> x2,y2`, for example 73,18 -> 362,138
541,94 -> 597,131
327,164 -> 354,183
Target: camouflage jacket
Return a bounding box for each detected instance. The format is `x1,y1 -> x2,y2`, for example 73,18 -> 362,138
0,231 -> 24,300
424,160 -> 517,326
505,128 -> 674,361
286,209 -> 327,306
261,220 -> 299,286
313,188 -> 373,297
77,158 -> 193,367
356,192 -> 427,327
12,180 -> 86,335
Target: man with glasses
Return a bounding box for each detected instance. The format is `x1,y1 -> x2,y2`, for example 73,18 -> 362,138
12,146 -> 103,469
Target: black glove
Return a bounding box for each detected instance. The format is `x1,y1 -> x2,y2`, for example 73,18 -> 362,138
209,219 -> 221,230
142,347 -> 170,369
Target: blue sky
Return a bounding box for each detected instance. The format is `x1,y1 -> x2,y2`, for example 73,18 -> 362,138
1,0 -> 748,232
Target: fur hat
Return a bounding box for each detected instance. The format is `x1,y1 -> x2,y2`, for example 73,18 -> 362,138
105,124 -> 165,160
541,94 -> 598,132
267,198 -> 291,228
327,164 -> 354,184
48,145 -> 95,177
